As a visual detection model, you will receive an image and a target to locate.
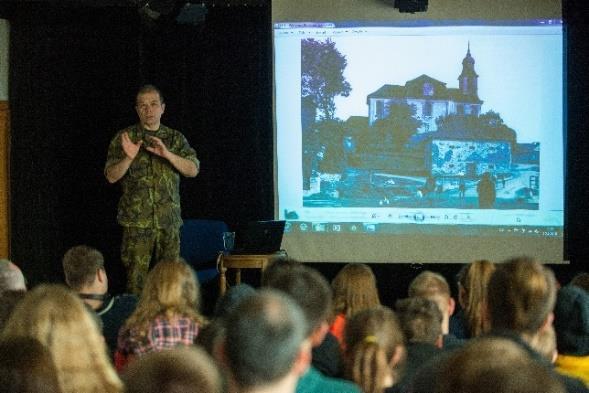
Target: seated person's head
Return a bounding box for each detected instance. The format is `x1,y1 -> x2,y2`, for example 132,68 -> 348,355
553,285 -> 589,357
408,270 -> 455,333
456,260 -> 496,337
486,256 -> 556,336
62,245 -> 106,292
139,258 -> 202,318
0,259 -> 26,292
263,263 -> 332,345
395,297 -> 443,347
123,346 -> 222,393
2,284 -> 122,393
223,289 -> 311,392
0,290 -> 26,332
0,336 -> 61,393
332,263 -> 380,318
570,272 -> 589,293
436,337 -> 565,393
343,306 -> 405,393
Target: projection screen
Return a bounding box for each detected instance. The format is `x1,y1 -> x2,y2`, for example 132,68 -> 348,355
273,0 -> 564,263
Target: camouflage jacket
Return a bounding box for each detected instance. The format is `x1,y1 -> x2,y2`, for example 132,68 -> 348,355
105,124 -> 199,229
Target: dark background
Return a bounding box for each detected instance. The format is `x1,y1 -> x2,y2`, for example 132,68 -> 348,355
1,1 -> 587,309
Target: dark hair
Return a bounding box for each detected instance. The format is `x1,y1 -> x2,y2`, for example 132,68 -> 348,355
0,336 -> 61,393
395,297 -> 442,344
263,263 -> 332,335
123,347 -> 222,393
62,245 -> 105,290
136,84 -> 164,105
570,272 -> 589,293
487,256 -> 556,334
224,289 -> 308,389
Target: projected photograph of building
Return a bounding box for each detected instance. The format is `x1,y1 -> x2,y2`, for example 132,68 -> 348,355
301,37 -> 541,210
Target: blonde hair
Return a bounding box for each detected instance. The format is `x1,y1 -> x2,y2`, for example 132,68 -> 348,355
123,259 -> 205,334
408,270 -> 451,315
2,284 -> 122,393
332,264 -> 380,318
457,260 -> 496,337
344,306 -> 405,393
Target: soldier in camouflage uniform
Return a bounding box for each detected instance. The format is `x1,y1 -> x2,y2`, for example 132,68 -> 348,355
105,85 -> 199,294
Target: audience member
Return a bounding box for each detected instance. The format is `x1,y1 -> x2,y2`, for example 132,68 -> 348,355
116,258 -> 205,370
485,256 -> 589,393
62,245 -> 137,356
223,289 -> 311,393
213,283 -> 256,318
263,258 -> 344,379
407,270 -> 462,349
0,259 -> 26,292
330,263 -> 381,345
343,306 -> 405,393
0,336 -> 61,393
264,262 -> 362,393
450,259 -> 495,338
0,290 -> 25,331
554,285 -> 589,386
435,337 -> 566,393
395,297 -> 444,391
2,284 -> 123,393
123,346 -> 223,393
570,272 -> 589,293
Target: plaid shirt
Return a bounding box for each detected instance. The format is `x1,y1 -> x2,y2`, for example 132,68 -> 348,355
117,315 -> 200,357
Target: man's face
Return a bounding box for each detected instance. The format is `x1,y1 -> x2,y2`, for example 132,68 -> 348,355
135,90 -> 165,130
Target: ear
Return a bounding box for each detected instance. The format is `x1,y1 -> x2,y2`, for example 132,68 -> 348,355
97,268 -> 106,283
389,345 -> 405,368
448,297 -> 456,316
435,335 -> 443,349
310,321 -> 329,347
292,339 -> 312,377
539,312 -> 554,333
161,103 -> 166,113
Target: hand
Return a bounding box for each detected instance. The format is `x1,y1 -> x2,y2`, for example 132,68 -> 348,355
121,132 -> 142,160
145,136 -> 170,160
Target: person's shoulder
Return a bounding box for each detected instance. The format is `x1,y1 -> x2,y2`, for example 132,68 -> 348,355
297,366 -> 361,393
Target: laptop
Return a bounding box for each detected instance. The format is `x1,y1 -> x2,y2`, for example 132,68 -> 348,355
233,220 -> 286,255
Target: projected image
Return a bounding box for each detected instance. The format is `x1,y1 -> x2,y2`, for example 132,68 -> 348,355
300,36 -> 543,210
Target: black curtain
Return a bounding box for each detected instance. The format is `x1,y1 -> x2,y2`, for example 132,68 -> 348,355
7,4 -> 272,292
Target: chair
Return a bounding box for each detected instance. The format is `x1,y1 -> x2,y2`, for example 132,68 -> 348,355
180,219 -> 228,284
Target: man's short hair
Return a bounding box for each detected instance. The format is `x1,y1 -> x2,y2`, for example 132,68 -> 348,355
437,337 -> 565,393
263,263 -> 332,335
224,289 -> 308,389
62,245 -> 105,290
395,297 -> 442,345
123,347 -> 222,393
487,256 -> 557,334
408,270 -> 451,314
0,259 -> 26,292
136,84 -> 164,105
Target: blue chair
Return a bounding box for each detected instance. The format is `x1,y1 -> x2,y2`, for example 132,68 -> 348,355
180,219 -> 228,284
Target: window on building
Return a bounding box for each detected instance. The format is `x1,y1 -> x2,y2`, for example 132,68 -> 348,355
423,101 -> 433,117
423,82 -> 433,96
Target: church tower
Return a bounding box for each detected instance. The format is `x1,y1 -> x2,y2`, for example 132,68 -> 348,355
458,42 -> 479,96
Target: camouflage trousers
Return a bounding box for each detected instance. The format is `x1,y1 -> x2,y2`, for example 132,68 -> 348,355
121,226 -> 180,295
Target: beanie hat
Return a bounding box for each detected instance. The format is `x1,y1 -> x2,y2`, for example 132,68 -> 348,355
553,285 -> 589,356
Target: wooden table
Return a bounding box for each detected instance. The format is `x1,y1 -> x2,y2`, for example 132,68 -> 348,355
217,252 -> 287,296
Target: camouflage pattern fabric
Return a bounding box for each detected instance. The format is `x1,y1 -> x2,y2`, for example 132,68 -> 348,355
105,123 -> 199,229
106,123 -> 197,294
121,226 -> 181,295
